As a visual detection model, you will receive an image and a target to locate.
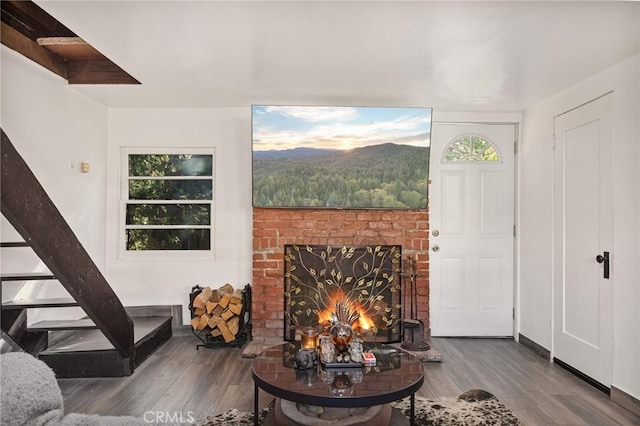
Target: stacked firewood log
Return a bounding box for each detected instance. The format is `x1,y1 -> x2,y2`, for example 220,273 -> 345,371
190,283 -> 244,343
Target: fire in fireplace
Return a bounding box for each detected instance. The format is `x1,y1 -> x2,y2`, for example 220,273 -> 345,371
284,245 -> 402,343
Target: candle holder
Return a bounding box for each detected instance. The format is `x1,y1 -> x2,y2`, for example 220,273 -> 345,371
301,326 -> 319,349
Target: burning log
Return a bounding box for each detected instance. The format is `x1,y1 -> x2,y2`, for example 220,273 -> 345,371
190,283 -> 245,343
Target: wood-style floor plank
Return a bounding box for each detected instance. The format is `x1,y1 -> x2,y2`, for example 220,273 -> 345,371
56,335 -> 640,425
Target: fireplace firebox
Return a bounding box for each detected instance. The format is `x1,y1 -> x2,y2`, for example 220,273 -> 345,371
283,245 -> 402,343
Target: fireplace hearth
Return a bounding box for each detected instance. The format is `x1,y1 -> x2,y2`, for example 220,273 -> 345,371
284,244 -> 402,343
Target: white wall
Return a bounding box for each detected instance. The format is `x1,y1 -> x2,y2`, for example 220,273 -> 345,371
0,46 -> 108,321
1,47 -> 254,325
105,109 -> 253,324
519,54 -> 640,398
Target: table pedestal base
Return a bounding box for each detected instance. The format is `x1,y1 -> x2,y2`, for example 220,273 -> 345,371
263,400 -> 409,426
272,398 -> 391,426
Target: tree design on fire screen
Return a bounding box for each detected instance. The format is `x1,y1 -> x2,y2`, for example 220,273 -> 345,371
284,245 -> 402,342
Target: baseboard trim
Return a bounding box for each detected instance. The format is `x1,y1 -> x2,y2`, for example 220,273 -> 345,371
611,386 -> 640,417
518,333 -> 550,361
553,357 -> 610,396
173,324 -> 193,336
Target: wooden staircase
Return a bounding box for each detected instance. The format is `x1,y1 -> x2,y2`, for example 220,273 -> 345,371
0,129 -> 172,377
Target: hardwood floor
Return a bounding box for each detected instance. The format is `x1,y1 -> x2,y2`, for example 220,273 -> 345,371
57,335 -> 640,425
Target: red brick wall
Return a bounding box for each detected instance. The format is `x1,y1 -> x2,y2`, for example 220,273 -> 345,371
252,208 -> 430,340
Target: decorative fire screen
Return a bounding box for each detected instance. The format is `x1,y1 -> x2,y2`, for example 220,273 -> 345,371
284,245 -> 402,343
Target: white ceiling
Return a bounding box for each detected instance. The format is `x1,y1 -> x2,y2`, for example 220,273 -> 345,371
36,1 -> 639,111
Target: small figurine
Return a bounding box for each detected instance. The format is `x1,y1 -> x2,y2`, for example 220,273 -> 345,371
349,338 -> 364,363
319,336 -> 336,363
294,348 -> 318,370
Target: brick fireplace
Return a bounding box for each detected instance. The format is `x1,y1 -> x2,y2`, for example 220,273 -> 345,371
252,208 -> 430,341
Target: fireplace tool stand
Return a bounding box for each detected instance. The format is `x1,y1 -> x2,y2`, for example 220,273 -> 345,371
401,256 -> 430,351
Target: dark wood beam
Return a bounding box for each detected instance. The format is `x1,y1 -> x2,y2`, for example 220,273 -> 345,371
2,0 -> 140,85
1,21 -> 67,79
37,37 -> 104,60
39,38 -> 141,84
1,0 -> 75,40
67,59 -> 140,85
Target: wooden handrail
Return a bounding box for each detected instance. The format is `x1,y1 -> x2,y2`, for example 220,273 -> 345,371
1,129 -> 134,358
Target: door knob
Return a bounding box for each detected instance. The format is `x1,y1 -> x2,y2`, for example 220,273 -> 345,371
595,251 -> 610,279
432,229 -> 440,237
432,244 -> 440,252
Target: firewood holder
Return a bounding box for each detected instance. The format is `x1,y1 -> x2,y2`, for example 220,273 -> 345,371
189,284 -> 252,350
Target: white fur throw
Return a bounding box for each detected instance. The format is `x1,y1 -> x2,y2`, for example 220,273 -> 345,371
1,352 -> 146,426
1,352 -> 64,426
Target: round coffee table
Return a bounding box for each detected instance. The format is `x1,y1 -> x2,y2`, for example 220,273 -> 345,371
251,342 -> 424,425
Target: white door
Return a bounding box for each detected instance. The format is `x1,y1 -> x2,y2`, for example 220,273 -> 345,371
429,123 -> 515,336
553,94 -> 613,388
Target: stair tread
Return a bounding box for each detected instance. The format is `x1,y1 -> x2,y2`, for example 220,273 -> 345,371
1,272 -> 56,281
28,319 -> 97,331
2,297 -> 78,308
0,242 -> 30,248
41,316 -> 172,353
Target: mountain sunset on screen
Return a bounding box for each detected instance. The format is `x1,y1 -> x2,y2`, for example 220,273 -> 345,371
252,106 -> 431,152
251,106 -> 432,209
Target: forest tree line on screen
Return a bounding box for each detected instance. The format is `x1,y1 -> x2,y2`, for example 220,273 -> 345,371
253,143 -> 429,209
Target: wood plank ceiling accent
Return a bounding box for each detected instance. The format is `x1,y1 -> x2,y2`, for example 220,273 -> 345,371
1,0 -> 139,85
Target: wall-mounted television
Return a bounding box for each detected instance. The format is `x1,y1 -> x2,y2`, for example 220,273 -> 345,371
252,105 -> 432,209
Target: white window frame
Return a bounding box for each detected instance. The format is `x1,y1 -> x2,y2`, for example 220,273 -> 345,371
119,147 -> 215,260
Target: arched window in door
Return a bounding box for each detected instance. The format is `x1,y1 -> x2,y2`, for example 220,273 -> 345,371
442,134 -> 501,162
